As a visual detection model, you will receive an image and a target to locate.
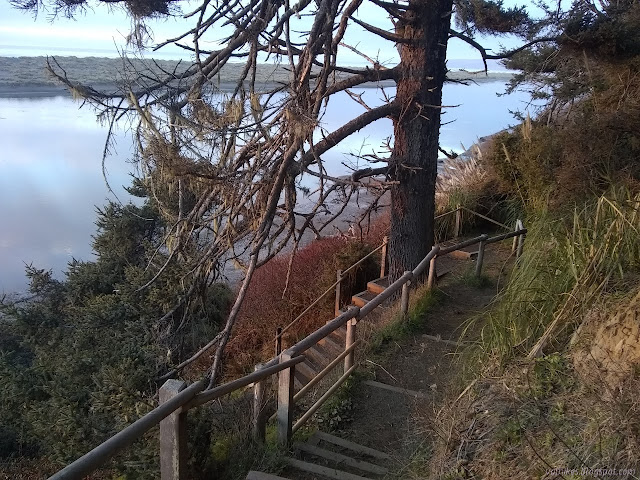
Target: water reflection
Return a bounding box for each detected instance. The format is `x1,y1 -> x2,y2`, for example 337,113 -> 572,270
0,96 -> 136,294
0,82 -> 532,294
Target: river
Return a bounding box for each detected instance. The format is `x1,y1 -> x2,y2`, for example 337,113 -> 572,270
0,80 -> 534,294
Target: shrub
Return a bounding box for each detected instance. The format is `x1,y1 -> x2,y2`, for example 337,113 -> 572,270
0,200 -> 232,477
225,228 -> 387,378
484,61 -> 640,210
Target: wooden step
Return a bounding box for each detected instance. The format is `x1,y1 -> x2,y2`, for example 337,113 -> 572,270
294,369 -> 307,390
319,335 -> 344,358
297,360 -> 318,380
304,344 -> 332,370
295,443 -> 389,475
363,380 -> 428,399
436,264 -> 452,278
430,258 -> 453,280
366,276 -> 388,295
311,431 -> 391,460
294,364 -> 311,389
352,290 -> 376,308
294,361 -> 317,388
307,342 -> 335,366
284,457 -> 374,480
329,325 -> 347,344
246,472 -> 290,480
447,249 -> 478,260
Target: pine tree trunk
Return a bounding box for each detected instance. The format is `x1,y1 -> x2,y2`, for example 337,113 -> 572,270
389,0 -> 453,281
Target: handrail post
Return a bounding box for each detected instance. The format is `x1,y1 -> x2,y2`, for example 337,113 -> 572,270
516,221 -> 525,258
277,352 -> 296,446
454,205 -> 462,238
512,220 -> 521,253
344,318 -> 356,372
335,269 -> 342,316
427,255 -> 437,290
401,272 -> 411,318
252,364 -> 267,443
159,380 -> 187,480
380,236 -> 388,278
275,327 -> 282,356
476,237 -> 487,277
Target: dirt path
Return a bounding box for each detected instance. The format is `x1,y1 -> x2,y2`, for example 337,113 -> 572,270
334,241 -> 516,473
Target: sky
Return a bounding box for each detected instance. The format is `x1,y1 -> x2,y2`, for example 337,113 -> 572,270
0,0 -> 526,66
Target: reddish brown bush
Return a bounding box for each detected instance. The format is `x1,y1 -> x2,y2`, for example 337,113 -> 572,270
224,214 -> 389,378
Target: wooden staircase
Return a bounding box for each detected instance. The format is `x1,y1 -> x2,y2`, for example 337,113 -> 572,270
293,325 -> 347,389
247,239 -> 483,479
292,243 -> 478,390
292,275 -> 392,389
247,431 -> 392,479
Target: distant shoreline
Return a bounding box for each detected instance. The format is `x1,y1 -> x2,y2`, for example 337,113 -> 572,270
0,55 -> 514,99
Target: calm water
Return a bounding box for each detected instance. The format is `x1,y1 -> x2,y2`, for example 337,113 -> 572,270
0,81 -> 533,293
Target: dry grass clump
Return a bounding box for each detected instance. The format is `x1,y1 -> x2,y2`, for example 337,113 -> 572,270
436,149 -> 487,208
424,354 -> 640,479
571,288 -> 640,399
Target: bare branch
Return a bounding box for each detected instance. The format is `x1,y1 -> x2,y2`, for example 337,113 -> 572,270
351,16 -> 413,43
298,102 -> 397,170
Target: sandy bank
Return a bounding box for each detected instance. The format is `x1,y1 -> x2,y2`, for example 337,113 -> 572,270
0,56 -> 514,99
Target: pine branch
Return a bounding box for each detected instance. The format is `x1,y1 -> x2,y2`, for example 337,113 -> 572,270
450,29 -> 558,71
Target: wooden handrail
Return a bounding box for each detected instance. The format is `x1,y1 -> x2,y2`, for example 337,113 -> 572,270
434,207 -> 460,220
461,206 -> 511,230
439,234 -> 488,255
267,340 -> 362,423
486,228 -> 527,244
278,283 -> 338,338
183,355 -> 306,411
341,241 -> 386,278
412,245 -> 440,278
288,307 -> 360,358
275,210 -> 509,342
48,380 -> 207,480
359,270 -> 414,318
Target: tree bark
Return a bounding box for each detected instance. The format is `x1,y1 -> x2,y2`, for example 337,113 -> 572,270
389,0 -> 454,281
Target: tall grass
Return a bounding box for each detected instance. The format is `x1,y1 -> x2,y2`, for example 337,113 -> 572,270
434,153 -> 522,240
435,155 -> 486,240
472,188 -> 640,361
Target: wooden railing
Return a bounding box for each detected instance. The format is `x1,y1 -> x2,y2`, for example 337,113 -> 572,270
276,206 -> 519,352
47,215 -> 527,480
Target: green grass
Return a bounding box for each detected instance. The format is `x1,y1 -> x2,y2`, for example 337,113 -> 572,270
312,372 -> 362,432
466,188 -> 640,362
458,265 -> 494,289
368,287 -> 443,352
